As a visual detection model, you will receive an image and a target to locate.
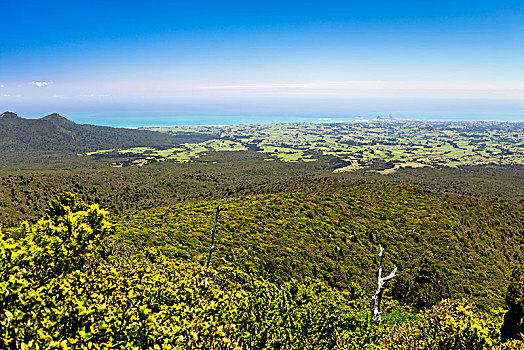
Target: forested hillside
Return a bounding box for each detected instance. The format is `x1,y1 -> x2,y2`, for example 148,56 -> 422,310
0,112 -> 212,167
338,164 -> 524,203
1,116 -> 523,348
2,191 -> 523,349
0,116 -> 522,227
0,151 -> 521,227
0,151 -> 345,226
112,181 -> 524,309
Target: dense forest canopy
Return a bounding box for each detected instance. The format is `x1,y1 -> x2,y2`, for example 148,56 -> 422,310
1,191 -> 523,348
1,116 -> 523,348
0,152 -> 522,227
111,181 -> 524,309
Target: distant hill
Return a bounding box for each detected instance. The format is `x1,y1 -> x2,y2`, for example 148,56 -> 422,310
113,181 -> 524,309
0,112 -> 210,154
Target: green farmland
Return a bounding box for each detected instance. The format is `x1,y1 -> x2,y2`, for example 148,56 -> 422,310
82,120 -> 523,171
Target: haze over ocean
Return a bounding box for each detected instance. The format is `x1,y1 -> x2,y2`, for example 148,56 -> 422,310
69,112 -> 523,129
1,0 -> 523,124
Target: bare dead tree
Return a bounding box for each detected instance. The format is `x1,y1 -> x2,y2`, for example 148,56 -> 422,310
206,205 -> 221,270
370,244 -> 398,325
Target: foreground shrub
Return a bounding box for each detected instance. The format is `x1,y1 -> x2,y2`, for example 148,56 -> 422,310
0,193 -> 375,349
501,267 -> 524,343
375,299 -> 508,349
1,192 -> 522,349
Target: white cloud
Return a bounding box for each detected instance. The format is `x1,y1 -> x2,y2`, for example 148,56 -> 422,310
79,94 -> 110,97
0,94 -> 21,97
205,81 -> 386,90
31,81 -> 52,87
335,81 -> 386,84
195,80 -> 524,100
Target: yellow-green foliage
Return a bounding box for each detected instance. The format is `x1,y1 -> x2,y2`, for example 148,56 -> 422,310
1,193 -> 523,349
0,193 -> 111,347
113,183 -> 524,309
501,267 -> 524,342
375,299 -> 506,349
0,193 -> 374,349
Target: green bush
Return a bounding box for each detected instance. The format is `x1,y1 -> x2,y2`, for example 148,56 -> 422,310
501,267 -> 524,342
375,299 -> 504,349
0,193 -> 376,349
1,192 -> 523,349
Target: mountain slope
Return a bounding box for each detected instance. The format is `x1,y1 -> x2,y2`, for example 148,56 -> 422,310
2,191 -> 522,349
0,112 -> 211,153
112,181 -> 524,309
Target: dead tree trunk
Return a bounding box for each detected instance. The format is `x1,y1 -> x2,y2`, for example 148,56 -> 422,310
370,244 -> 397,325
206,205 -> 221,270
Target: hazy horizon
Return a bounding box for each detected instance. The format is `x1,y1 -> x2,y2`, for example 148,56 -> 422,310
4,110 -> 523,129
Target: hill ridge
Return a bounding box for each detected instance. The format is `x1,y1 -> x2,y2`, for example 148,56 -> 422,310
112,181 -> 524,309
0,111 -> 21,119
40,113 -> 76,124
0,111 -> 213,158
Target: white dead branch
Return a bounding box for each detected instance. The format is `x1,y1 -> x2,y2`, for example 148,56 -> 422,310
206,205 -> 221,270
370,244 -> 398,325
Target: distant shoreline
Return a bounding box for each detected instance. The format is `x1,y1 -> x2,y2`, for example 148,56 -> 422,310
7,112 -> 524,129
70,113 -> 524,128
138,118 -> 524,131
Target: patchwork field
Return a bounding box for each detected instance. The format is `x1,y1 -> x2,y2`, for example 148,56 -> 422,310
80,120 -> 523,171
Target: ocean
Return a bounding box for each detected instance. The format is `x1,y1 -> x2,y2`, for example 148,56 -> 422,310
64,111 -> 524,128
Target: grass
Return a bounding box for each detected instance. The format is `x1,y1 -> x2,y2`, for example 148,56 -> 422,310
82,121 -> 523,169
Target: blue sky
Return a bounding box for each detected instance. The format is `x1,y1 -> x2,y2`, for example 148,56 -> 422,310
1,0 -> 523,122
